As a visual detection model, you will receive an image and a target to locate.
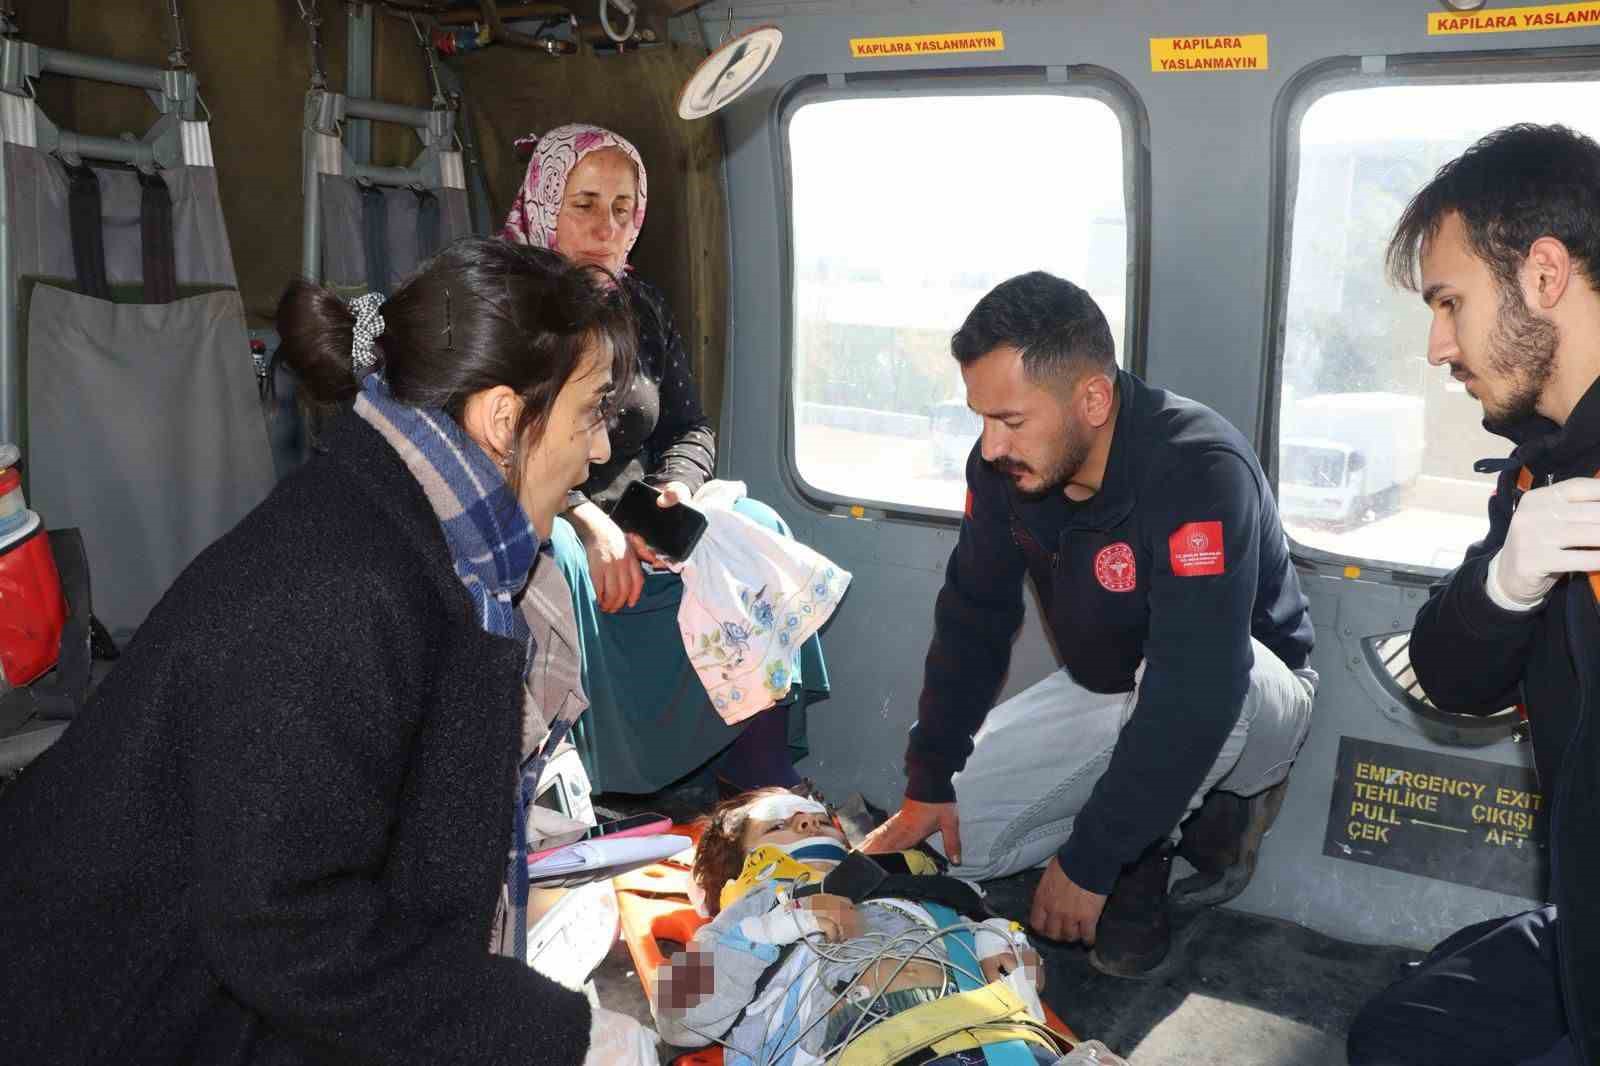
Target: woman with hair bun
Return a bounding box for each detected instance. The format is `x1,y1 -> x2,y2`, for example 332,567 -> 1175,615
0,238 -> 660,1066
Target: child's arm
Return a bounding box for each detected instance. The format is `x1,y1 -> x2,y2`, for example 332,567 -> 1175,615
975,918 -> 1045,992
654,887 -> 861,1047
653,886 -> 788,1048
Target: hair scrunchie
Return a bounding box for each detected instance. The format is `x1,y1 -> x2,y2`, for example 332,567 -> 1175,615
349,292 -> 387,373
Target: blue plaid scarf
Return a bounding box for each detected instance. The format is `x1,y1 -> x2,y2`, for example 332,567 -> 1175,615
354,374 -> 537,652
354,375 -> 548,954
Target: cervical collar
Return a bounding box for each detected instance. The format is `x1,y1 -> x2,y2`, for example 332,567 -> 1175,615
776,835 -> 849,865
718,836 -> 850,911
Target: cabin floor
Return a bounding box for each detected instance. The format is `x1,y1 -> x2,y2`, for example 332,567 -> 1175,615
591,777 -> 1423,1066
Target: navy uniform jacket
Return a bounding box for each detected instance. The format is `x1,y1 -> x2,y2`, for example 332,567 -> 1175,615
1408,378 -> 1600,1063
905,369 -> 1314,894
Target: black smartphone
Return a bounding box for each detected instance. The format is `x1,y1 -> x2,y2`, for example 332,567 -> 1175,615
609,481 -> 708,563
582,812 -> 672,840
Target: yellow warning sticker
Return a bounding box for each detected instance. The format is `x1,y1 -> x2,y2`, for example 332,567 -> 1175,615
1150,34 -> 1269,72
849,30 -> 1005,59
1430,2 -> 1600,35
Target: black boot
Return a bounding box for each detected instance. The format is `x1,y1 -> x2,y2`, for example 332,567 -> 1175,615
1171,779 -> 1289,907
1089,838 -> 1173,978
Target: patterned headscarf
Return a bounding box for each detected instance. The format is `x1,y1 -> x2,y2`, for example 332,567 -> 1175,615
501,123 -> 648,264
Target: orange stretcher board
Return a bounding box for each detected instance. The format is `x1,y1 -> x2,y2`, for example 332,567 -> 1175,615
612,826 -> 1081,1065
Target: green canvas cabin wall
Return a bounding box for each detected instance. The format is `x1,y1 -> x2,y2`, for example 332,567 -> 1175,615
10,1 -> 727,423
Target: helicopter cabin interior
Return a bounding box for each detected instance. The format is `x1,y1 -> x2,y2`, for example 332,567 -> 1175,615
0,1 -> 1590,1064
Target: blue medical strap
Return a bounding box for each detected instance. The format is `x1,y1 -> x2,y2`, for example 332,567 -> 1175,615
922,903 -> 1037,1066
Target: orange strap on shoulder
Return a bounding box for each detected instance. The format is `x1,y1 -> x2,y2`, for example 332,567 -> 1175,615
1517,465 -> 1600,601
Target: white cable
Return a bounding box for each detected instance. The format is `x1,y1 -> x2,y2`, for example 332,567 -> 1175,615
774,920 -> 990,1065
682,904 -> 1007,1066
598,0 -> 636,43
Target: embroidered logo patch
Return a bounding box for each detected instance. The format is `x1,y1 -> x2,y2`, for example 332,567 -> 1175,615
1170,521 -> 1225,576
1094,542 -> 1137,592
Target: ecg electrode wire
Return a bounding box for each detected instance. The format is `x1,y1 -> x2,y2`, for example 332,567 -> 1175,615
679,896 -> 1017,1066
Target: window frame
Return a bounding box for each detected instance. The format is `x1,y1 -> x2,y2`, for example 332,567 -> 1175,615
1264,46 -> 1600,581
776,67 -> 1150,526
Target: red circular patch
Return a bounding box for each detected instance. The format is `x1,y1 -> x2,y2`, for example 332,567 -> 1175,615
1094,542 -> 1137,593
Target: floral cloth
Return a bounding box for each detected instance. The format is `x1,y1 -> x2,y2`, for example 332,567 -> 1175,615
501,123 -> 648,258
671,482 -> 851,725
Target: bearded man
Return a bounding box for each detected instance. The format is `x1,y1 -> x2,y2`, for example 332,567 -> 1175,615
860,271 -> 1316,977
1347,123 -> 1600,1066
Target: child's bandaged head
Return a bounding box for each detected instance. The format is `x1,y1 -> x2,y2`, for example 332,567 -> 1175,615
744,793 -> 826,823
692,786 -> 829,917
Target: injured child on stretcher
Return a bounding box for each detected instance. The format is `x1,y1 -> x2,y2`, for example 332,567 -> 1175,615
651,789 -> 1127,1066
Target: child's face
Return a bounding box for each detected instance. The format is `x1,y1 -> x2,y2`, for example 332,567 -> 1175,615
741,809 -> 847,853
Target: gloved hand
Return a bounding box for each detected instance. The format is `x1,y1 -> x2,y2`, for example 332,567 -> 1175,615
582,1006 -> 660,1066
1487,478 -> 1600,610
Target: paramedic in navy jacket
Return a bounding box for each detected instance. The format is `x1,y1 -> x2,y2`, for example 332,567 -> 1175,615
1348,124 -> 1600,1066
862,272 -> 1316,977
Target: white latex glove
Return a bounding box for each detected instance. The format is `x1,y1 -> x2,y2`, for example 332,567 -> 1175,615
1487,478 -> 1600,610
582,1006 -> 660,1066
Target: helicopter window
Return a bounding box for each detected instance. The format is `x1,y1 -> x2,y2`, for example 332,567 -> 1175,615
785,91 -> 1131,515
1277,74 -> 1600,573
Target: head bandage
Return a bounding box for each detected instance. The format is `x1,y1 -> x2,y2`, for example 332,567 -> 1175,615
746,793 -> 827,824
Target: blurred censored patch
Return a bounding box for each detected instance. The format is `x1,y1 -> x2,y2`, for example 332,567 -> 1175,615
658,946 -> 717,1010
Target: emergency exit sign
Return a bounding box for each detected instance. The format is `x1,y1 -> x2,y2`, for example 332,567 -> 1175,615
1323,736 -> 1547,899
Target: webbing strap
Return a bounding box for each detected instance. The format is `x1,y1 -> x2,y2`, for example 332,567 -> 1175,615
416,188 -> 441,264
922,903 -> 1037,1066
65,163 -> 110,301
828,977 -> 1061,1066
139,171 -> 177,305
361,184 -> 391,297
1517,465 -> 1600,602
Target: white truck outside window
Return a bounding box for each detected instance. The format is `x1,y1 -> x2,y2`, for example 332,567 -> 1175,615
1282,78 -> 1600,572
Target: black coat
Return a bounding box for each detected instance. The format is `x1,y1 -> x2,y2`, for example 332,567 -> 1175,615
1410,380 -> 1600,1063
0,413 -> 590,1065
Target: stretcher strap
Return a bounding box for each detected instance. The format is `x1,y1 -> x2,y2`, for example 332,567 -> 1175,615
921,903 -> 1039,1066
65,163 -> 110,301
828,975 -> 1061,1066
139,171 -> 178,305
361,183 -> 391,297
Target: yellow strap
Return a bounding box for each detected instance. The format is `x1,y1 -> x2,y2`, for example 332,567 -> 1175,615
828,980 -> 1068,1066
928,1023 -> 1063,1056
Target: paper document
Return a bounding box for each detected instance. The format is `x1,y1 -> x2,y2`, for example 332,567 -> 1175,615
527,834 -> 693,881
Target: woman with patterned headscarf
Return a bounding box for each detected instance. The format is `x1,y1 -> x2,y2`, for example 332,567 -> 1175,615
504,124 -> 833,799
